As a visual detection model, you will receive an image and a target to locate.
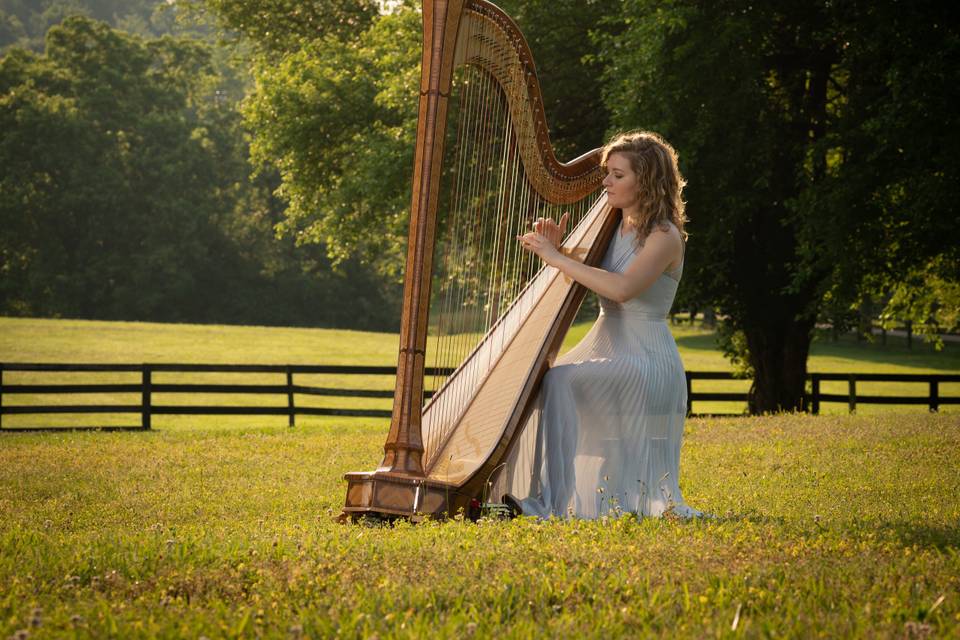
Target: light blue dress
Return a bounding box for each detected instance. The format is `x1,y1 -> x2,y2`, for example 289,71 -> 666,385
495,225 -> 700,518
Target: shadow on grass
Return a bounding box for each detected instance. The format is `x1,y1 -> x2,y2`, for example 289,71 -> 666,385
700,509 -> 790,528
872,521 -> 960,551
673,327 -> 960,372
697,511 -> 959,550
672,331 -> 721,353
809,331 -> 960,372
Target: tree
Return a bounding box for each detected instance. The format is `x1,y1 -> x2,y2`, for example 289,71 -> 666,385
184,0 -> 377,54
0,0 -> 182,52
599,1 -> 958,412
1,17 -> 245,320
241,7 -> 421,279
195,0 -> 617,282
1,15 -> 404,328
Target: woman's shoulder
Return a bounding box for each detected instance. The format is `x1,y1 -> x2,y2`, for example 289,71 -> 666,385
644,220 -> 684,272
647,220 -> 683,247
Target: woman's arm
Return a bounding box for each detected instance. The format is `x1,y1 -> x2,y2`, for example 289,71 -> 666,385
517,223 -> 681,303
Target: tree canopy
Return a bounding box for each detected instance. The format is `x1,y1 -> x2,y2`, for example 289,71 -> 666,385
597,0 -> 958,410
0,14 -> 400,328
3,1 -> 955,404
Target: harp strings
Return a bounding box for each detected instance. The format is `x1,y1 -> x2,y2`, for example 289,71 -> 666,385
422,17 -> 597,462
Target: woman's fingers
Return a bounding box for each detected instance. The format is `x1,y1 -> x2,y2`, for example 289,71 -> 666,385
524,215 -> 569,251
517,231 -> 543,252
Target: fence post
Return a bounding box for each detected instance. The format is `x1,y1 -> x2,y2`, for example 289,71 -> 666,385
848,374 -> 857,414
929,379 -> 939,413
811,374 -> 820,415
142,365 -> 152,430
286,366 -> 295,428
685,371 -> 693,416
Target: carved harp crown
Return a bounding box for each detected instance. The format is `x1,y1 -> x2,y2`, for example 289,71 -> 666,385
343,0 -> 617,519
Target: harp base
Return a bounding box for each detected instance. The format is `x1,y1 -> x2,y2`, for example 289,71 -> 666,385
341,471 -> 474,521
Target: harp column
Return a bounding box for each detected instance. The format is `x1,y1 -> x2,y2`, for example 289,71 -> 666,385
379,0 -> 466,477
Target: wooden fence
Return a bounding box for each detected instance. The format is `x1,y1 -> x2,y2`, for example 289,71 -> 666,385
1,363 -> 957,431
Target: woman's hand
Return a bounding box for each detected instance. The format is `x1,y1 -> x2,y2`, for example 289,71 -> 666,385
517,212 -> 569,265
533,212 -> 568,248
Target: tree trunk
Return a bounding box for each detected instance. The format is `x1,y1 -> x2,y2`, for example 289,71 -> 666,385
745,315 -> 816,414
702,307 -> 716,329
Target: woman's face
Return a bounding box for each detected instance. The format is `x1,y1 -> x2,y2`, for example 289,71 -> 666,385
602,152 -> 639,211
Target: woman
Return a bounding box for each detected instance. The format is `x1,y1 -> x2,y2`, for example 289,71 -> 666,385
503,130 -> 701,519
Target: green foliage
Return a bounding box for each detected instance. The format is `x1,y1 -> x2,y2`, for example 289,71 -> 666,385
1,18 -> 222,319
715,322 -> 754,379
597,1 -> 959,412
201,0 -> 616,279
243,7 -> 420,277
182,0 -> 378,54
0,0 -> 191,52
788,4 -> 960,333
880,256 -> 960,349
0,16 -> 400,328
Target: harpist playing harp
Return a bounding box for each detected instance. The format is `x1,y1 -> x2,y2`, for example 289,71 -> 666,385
342,0 -> 700,520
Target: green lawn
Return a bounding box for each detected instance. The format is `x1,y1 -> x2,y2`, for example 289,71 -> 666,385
1,317 -> 959,637
1,413 -> 958,638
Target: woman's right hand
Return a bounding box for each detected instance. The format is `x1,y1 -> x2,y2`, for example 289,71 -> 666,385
532,212 -> 569,249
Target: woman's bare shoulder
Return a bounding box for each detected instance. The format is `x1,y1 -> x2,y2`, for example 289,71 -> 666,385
648,220 -> 683,247
645,221 -> 684,270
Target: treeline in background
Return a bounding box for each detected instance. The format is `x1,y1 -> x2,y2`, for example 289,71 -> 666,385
2,0 -> 957,412
1,0 -> 400,329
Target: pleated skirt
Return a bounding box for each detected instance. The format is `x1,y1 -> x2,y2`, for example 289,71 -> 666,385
493,308 -> 701,519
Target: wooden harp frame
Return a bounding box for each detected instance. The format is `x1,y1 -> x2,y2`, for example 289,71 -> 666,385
342,0 -> 618,520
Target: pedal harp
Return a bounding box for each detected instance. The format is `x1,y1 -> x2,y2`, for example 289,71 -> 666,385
342,0 -> 616,519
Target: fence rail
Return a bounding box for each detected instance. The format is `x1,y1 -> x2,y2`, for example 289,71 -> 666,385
1,363 -> 957,432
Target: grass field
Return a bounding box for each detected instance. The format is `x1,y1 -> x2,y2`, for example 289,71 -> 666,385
1,413 -> 958,638
0,317 -> 959,637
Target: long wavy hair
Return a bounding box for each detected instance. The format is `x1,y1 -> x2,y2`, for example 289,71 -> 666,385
600,131 -> 688,242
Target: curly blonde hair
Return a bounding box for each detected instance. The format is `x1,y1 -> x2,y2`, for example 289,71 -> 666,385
601,131 -> 688,241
